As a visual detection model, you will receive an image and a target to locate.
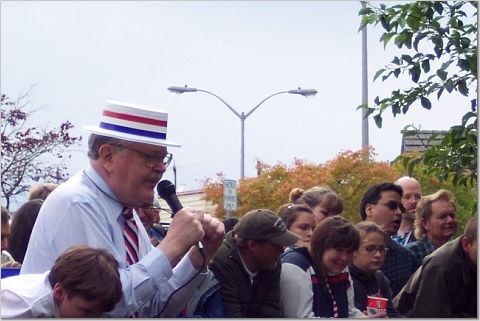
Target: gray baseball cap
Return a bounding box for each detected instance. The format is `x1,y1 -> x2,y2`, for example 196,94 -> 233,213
234,209 -> 299,246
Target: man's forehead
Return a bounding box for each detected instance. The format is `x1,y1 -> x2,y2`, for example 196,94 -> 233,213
432,198 -> 455,210
127,141 -> 168,153
379,190 -> 401,200
402,182 -> 422,193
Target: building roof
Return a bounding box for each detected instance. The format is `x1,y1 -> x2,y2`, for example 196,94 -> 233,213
400,129 -> 447,154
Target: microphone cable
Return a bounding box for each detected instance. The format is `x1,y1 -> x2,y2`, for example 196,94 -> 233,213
155,242 -> 206,317
146,203 -> 207,316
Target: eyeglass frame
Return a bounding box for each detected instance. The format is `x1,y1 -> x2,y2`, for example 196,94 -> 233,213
376,200 -> 406,213
112,144 -> 173,168
363,245 -> 389,255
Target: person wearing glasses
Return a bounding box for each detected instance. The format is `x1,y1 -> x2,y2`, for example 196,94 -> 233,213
359,182 -> 419,297
349,221 -> 399,317
405,189 -> 458,264
20,101 -> 225,317
136,196 -> 166,246
392,176 -> 422,246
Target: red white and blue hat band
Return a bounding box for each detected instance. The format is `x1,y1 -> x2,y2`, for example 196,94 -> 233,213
83,100 -> 180,147
100,109 -> 168,140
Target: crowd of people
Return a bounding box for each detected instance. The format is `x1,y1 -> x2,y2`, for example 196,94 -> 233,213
0,101 -> 477,318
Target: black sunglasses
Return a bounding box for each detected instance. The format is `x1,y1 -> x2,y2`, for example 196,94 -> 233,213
376,200 -> 405,212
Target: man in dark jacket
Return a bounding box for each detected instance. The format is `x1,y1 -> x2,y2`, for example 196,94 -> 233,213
404,216 -> 477,317
210,209 -> 298,317
359,183 -> 420,296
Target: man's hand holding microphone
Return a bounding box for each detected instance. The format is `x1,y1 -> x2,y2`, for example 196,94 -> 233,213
156,181 -> 225,270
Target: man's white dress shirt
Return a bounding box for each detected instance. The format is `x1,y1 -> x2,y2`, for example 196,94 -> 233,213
21,164 -> 203,317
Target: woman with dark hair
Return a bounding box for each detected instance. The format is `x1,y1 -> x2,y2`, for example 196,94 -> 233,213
281,216 -> 367,318
8,199 -> 43,264
278,203 -> 315,250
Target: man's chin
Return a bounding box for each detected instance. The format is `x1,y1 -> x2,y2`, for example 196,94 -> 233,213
404,212 -> 416,220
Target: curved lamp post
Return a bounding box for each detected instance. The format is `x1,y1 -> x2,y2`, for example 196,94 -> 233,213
168,85 -> 318,178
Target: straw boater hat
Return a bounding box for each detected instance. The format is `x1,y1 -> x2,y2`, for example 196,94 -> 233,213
83,100 -> 180,147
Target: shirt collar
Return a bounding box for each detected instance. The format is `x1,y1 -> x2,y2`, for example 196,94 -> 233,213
84,164 -> 124,218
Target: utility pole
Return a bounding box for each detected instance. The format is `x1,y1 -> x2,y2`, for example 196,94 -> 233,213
361,1 -> 370,149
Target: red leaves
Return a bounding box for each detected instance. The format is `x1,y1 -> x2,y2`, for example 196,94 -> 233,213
1,94 -> 82,209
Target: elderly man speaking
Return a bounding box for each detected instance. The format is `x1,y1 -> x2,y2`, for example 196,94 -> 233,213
20,101 -> 225,317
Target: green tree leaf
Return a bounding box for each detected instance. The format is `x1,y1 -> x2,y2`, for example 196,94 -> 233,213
410,64 -> 421,83
458,59 -> 470,72
420,96 -> 432,109
445,79 -> 454,93
437,69 -> 448,80
374,68 -> 386,81
421,59 -> 431,73
457,79 -> 469,96
401,54 -> 413,63
373,114 -> 383,128
433,2 -> 443,15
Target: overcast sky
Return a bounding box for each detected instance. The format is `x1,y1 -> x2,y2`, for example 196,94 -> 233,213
1,1 -> 472,209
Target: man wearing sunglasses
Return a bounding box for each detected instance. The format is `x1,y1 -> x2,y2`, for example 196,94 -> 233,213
360,182 -> 420,297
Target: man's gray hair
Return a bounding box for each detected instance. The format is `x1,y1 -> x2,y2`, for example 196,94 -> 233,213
87,134 -> 124,160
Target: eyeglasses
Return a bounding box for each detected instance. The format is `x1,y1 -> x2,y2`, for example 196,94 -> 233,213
113,144 -> 173,168
364,245 -> 389,254
377,200 -> 405,213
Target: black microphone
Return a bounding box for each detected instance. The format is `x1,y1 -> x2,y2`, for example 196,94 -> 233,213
157,180 -> 183,217
156,180 -> 204,251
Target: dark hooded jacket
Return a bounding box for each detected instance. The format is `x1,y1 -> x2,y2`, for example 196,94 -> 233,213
210,231 -> 283,317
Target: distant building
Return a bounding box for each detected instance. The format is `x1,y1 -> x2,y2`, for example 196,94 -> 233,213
158,189 -> 217,224
400,129 -> 447,154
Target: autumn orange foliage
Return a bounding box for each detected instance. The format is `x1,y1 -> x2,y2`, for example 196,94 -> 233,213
202,148 -> 400,223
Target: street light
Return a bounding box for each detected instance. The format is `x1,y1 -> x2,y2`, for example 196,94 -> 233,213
168,85 -> 318,178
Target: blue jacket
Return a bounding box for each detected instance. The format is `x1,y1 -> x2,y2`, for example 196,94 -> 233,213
281,246 -> 350,318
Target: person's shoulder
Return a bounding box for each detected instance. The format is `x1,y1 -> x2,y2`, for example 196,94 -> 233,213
389,241 -> 418,265
281,247 -> 311,270
281,262 -> 308,276
424,238 -> 462,269
211,237 -> 236,267
41,172 -> 96,208
405,240 -> 421,250
374,269 -> 390,285
1,272 -> 50,296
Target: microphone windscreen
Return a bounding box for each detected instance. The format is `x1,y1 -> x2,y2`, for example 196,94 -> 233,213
157,180 -> 183,216
157,180 -> 176,199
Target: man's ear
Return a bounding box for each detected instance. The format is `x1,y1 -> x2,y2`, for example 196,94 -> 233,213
461,236 -> 470,252
365,203 -> 374,218
52,282 -> 66,303
421,218 -> 430,232
98,144 -> 117,172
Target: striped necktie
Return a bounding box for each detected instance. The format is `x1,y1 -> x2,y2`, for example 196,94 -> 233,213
325,276 -> 339,317
122,207 -> 140,318
122,207 -> 139,266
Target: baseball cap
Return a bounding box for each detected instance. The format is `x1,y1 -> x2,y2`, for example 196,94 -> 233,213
234,209 -> 299,246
